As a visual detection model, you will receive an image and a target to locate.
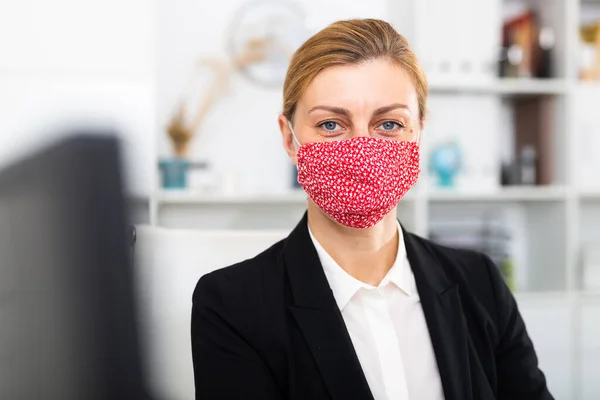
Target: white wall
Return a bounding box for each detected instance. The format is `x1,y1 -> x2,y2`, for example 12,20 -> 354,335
0,0 -> 156,197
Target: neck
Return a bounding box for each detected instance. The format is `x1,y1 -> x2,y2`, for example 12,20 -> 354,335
307,201 -> 399,286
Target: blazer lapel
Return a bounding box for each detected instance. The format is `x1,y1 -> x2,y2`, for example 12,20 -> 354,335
283,214 -> 374,400
403,229 -> 472,400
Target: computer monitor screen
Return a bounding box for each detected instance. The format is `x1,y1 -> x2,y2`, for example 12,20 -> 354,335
0,135 -> 148,400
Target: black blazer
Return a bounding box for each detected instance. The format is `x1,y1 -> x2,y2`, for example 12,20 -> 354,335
191,214 -> 553,400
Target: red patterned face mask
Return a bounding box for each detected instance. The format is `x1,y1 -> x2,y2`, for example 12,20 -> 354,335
292,128 -> 420,229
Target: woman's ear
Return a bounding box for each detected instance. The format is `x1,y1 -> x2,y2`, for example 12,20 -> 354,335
278,114 -> 298,164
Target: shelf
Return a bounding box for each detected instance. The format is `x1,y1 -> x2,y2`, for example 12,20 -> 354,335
514,291 -> 570,302
427,186 -> 567,202
429,78 -> 569,96
576,81 -> 600,90
579,291 -> 600,302
579,189 -> 600,200
152,187 -> 567,206
154,189 -> 420,206
513,291 -> 600,303
154,190 -> 309,205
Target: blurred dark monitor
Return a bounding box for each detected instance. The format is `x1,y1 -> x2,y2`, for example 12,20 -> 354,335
0,135 -> 150,399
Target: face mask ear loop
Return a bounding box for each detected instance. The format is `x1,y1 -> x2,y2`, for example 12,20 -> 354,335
288,121 -> 302,150
410,127 -> 421,147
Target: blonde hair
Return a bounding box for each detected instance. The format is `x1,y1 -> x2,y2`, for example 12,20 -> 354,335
283,19 -> 428,125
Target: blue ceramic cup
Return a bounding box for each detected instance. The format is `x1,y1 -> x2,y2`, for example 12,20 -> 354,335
159,158 -> 190,189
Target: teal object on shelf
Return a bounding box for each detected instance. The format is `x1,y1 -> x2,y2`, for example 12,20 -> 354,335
159,158 -> 190,189
430,142 -> 462,187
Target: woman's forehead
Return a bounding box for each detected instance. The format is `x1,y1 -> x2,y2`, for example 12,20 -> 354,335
298,59 -> 419,115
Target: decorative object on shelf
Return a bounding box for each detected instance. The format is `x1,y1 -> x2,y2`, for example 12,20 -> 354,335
500,10 -> 554,79
537,26 -> 555,79
227,0 -> 309,87
514,97 -> 554,186
501,10 -> 535,78
429,141 -> 462,188
159,158 -> 190,190
580,23 -> 600,81
167,57 -> 231,157
159,160 -> 215,191
500,160 -> 521,186
519,145 -> 537,186
162,58 -> 230,190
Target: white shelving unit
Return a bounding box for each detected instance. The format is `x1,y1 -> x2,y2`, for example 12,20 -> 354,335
154,189 -> 309,205
580,189 -> 600,199
149,1 -> 600,397
426,185 -> 568,201
429,78 -> 570,95
149,0 -> 600,295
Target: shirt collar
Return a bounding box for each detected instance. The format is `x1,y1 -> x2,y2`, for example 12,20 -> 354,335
308,221 -> 412,311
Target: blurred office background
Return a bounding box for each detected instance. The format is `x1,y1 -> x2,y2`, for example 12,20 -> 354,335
2,0 -> 600,398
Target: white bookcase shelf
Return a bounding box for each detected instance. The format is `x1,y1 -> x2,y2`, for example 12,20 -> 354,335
152,185 -> 571,207
427,186 -> 568,202
579,190 -> 600,200
580,290 -> 600,300
429,78 -> 570,95
154,189 -> 309,205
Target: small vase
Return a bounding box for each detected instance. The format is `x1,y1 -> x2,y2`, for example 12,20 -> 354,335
159,157 -> 190,189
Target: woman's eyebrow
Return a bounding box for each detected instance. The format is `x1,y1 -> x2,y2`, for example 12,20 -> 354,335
307,103 -> 409,117
308,105 -> 352,117
373,103 -> 409,116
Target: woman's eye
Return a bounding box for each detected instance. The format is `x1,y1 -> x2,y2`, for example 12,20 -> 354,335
319,121 -> 340,131
379,121 -> 402,131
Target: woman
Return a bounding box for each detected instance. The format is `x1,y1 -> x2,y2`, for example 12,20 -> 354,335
191,19 -> 553,400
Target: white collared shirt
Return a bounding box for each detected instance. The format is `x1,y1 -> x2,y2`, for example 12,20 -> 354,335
308,222 -> 445,400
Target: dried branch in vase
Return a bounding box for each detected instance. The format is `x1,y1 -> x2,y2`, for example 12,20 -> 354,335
167,107 -> 193,157
166,57 -> 231,157
233,38 -> 270,69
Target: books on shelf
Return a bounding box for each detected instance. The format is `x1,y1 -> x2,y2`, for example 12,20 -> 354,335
429,217 -> 516,290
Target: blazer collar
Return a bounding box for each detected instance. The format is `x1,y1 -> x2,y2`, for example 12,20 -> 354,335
402,227 -> 473,400
308,220 -> 412,310
282,213 -> 375,400
401,224 -> 455,294
283,214 -> 456,305
282,212 -> 336,309
283,214 -> 472,400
